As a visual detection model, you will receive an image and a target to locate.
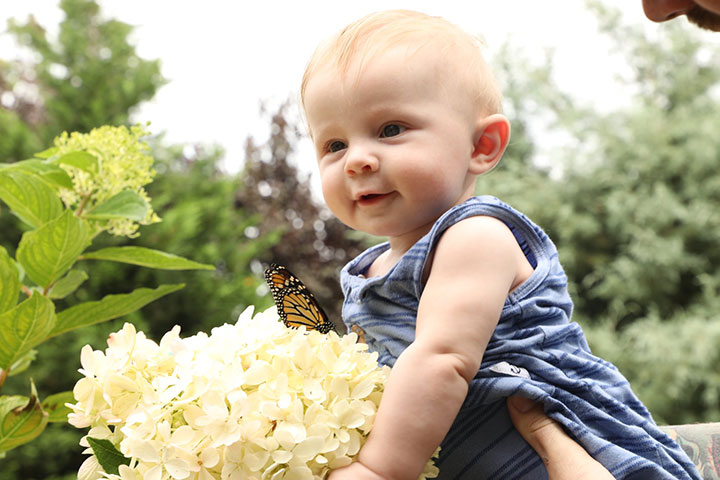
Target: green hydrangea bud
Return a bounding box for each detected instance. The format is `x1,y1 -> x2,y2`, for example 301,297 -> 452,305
53,124 -> 160,238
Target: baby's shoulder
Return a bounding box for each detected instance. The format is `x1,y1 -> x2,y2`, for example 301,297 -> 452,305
431,215 -> 524,269
439,215 -> 518,247
431,215 -> 534,290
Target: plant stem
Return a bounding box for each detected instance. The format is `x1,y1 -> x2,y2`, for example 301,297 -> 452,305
21,285 -> 33,297
76,193 -> 91,217
0,367 -> 8,392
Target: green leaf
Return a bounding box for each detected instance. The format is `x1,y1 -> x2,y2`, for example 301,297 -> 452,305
0,170 -> 64,228
0,382 -> 49,453
8,349 -> 37,376
52,151 -> 98,173
48,269 -> 88,299
16,210 -> 90,288
86,190 -> 149,221
37,168 -> 73,190
0,293 -> 56,371
0,246 -> 21,314
87,437 -> 130,475
8,159 -> 74,190
82,246 -> 215,270
34,147 -> 58,159
51,284 -> 184,338
41,391 -> 74,423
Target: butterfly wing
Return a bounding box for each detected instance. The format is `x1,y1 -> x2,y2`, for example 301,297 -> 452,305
264,263 -> 334,334
265,264 -> 294,304
280,288 -> 333,332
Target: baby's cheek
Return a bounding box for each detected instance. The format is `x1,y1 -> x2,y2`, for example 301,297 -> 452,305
320,177 -> 348,218
319,171 -> 339,199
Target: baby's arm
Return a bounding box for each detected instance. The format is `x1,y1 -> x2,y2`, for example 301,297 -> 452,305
329,216 -> 526,480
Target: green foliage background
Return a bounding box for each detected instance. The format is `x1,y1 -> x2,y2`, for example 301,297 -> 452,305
481,1 -> 720,426
1,0 -> 718,478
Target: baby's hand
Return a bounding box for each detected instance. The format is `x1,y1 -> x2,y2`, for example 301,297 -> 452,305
328,461 -> 387,480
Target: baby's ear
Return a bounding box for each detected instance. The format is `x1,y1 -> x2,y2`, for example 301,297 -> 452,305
470,114 -> 510,174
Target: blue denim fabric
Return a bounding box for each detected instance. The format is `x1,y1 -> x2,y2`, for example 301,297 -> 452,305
341,196 -> 700,480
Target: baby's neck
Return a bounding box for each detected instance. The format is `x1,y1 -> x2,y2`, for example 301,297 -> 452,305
365,249 -> 400,277
364,215 -> 441,277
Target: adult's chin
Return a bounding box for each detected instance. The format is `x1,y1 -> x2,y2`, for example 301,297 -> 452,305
687,4 -> 720,31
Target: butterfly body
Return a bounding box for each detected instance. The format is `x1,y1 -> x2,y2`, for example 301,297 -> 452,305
264,263 -> 335,334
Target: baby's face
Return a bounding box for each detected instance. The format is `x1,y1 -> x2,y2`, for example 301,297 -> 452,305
304,47 -> 480,245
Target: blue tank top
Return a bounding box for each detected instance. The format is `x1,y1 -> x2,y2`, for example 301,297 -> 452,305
340,196 -> 699,480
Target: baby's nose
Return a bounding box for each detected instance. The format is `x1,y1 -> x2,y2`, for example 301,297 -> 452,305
345,149 -> 379,176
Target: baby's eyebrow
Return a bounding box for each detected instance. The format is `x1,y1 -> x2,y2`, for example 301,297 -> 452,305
311,134 -> 334,154
308,123 -> 336,144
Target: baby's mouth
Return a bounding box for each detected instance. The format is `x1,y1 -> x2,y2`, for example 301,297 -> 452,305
357,192 -> 392,206
361,193 -> 382,201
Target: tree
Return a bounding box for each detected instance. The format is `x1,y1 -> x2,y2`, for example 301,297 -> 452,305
0,0 -> 167,291
235,103 -> 372,329
113,140 -> 276,337
480,2 -> 720,423
1,0 -> 164,160
0,125 -> 215,477
0,3 -> 270,478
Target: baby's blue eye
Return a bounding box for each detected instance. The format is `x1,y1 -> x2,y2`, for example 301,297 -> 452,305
328,140 -> 347,153
380,124 -> 405,138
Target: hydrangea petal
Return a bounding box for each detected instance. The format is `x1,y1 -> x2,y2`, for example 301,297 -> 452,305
272,449 -> 293,463
78,455 -> 103,480
164,458 -> 190,479
293,436 -> 324,461
199,447 -> 220,468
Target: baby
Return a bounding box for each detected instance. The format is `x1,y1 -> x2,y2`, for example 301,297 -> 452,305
300,10 -> 699,480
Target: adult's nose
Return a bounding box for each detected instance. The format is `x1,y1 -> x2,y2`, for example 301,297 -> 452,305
642,0 -> 696,22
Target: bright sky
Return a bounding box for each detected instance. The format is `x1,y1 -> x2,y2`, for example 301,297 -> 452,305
2,1 -> 718,175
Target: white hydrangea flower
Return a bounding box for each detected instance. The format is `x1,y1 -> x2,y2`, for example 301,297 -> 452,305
68,306 -> 439,479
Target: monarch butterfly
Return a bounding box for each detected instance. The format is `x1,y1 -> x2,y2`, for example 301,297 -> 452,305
264,263 -> 335,334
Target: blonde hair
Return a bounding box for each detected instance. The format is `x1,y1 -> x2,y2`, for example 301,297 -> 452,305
300,10 -> 502,115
